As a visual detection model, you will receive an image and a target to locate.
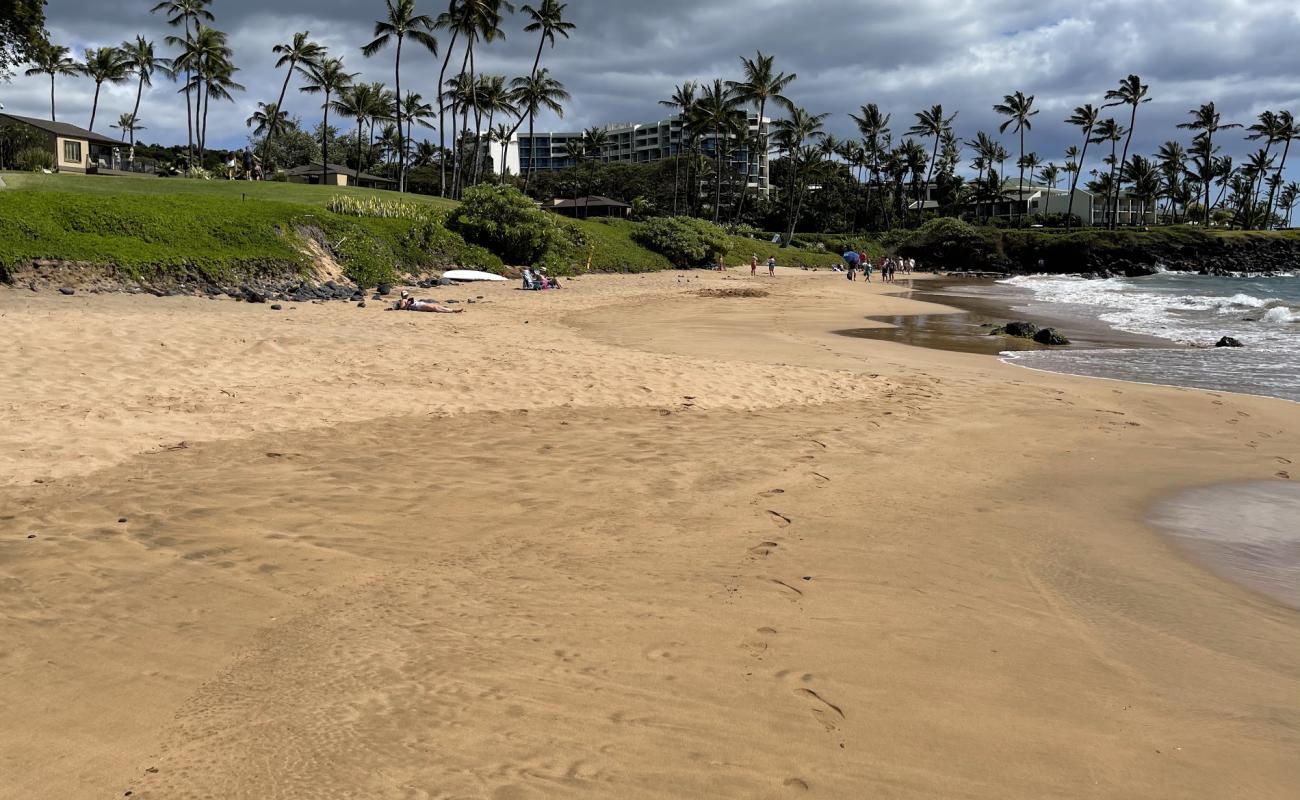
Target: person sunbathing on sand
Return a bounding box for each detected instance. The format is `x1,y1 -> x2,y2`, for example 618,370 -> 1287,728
396,291 -> 464,313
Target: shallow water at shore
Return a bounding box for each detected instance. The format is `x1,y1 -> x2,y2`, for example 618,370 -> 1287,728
1150,481 -> 1300,610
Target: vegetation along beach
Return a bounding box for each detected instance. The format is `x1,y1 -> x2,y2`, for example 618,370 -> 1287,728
1,0 -> 1297,797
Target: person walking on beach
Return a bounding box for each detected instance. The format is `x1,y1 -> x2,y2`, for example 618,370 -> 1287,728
863,259 -> 873,282
842,249 -> 861,278
767,256 -> 776,277
751,254 -> 759,276
717,255 -> 726,272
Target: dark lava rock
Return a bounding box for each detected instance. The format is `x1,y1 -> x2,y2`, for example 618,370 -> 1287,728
27,533 -> 37,539
1215,336 -> 1244,348
356,301 -> 366,308
242,286 -> 266,303
1033,328 -> 1071,345
59,287 -> 76,295
377,283 -> 392,296
270,304 -> 283,310
1004,321 -> 1039,338
118,517 -> 128,523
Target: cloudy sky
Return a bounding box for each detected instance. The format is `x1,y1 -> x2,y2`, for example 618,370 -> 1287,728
3,0 -> 1298,181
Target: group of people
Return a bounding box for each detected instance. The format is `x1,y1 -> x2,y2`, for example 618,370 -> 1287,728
839,251 -> 915,283
225,147 -> 264,181
747,255 -> 778,277
522,268 -> 562,290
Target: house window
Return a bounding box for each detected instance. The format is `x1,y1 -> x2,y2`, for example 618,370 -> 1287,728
63,141 -> 82,163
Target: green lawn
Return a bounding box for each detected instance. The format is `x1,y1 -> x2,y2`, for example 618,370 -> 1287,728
0,171 -> 458,210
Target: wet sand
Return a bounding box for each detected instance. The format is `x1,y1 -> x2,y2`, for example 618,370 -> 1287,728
2,269 -> 1298,798
837,277 -> 1172,355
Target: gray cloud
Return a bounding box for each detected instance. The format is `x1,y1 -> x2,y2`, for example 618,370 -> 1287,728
2,0 -> 1297,182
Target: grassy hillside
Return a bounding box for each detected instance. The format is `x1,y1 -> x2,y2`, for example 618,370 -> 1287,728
0,173 -> 848,286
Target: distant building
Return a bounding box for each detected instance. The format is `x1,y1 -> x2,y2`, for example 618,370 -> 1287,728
964,182 -> 1157,226
544,195 -> 632,219
0,112 -> 122,174
490,112 -> 772,195
284,162 -> 395,190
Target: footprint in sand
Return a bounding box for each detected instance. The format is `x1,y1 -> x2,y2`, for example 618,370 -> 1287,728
795,688 -> 845,732
767,510 -> 792,528
767,578 -> 804,598
1277,457 -> 1293,465
1277,471 -> 1291,480
749,541 -> 780,557
783,777 -> 811,791
758,488 -> 786,498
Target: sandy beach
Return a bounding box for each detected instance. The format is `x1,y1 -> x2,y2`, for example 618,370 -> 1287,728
2,269 -> 1297,798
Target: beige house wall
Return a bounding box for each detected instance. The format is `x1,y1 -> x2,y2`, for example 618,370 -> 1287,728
55,135 -> 89,173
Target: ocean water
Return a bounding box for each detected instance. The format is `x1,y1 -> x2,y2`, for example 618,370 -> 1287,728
996,272 -> 1300,402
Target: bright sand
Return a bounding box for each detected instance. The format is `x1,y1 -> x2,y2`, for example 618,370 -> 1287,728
1,270 -> 1297,798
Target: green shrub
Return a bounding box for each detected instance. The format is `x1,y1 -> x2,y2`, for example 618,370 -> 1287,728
631,215 -> 730,267
447,183 -> 569,265
896,217 -> 996,268
16,147 -> 55,172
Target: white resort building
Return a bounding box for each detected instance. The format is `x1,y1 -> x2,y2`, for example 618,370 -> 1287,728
491,111 -> 772,195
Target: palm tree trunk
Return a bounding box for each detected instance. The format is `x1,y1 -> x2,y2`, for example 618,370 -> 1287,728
263,60 -> 295,166
734,102 -> 763,226
394,36 -> 404,193
355,118 -> 364,182
524,113 -> 537,192
436,27 -> 460,198
1017,126 -> 1025,227
183,17 -> 193,165
89,82 -> 102,131
200,81 -> 210,166
1067,132 -> 1091,231
129,74 -> 146,163
1266,139 -> 1291,226
468,43 -> 484,187
321,96 -> 330,185
1113,105 -> 1138,229
49,73 -> 56,121
1204,131 -> 1215,226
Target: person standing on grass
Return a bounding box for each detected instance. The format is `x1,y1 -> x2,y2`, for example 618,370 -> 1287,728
768,256 -> 776,277
242,147 -> 253,180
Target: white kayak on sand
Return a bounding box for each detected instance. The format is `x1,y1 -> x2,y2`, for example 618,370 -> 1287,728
442,269 -> 507,282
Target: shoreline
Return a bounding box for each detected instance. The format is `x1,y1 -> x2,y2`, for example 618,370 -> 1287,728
3,270 -> 1298,798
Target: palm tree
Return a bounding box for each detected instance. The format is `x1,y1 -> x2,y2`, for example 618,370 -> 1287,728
413,139 -> 438,167
577,125 -> 609,218
170,22 -> 234,163
993,91 -> 1039,226
363,0 -> 438,193
1039,162 -> 1060,217
473,74 -> 514,184
1278,180 -> 1299,228
1101,74 -> 1150,229
1264,111 -> 1295,225
300,57 -> 355,183
660,81 -> 698,214
246,101 -> 287,141
448,0 -> 511,198
335,82 -> 384,181
24,42 -> 79,122
119,36 -> 169,162
491,122 -> 513,181
696,79 -> 742,222
1242,148 -> 1276,227
773,106 -> 828,241
1177,102 -> 1242,226
1063,104 -> 1099,230
80,47 -> 131,131
1090,118 -> 1124,226
522,0 -> 573,77
1246,110 -> 1290,227
199,58 -> 243,163
962,131 -> 1000,224
152,0 -> 215,165
1123,155 -> 1160,225
110,113 -> 145,144
508,68 -> 568,188
850,103 -> 891,225
907,104 -> 957,226
264,33 -> 324,166
400,91 -> 436,176
1156,140 -> 1187,222
726,51 -> 796,223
